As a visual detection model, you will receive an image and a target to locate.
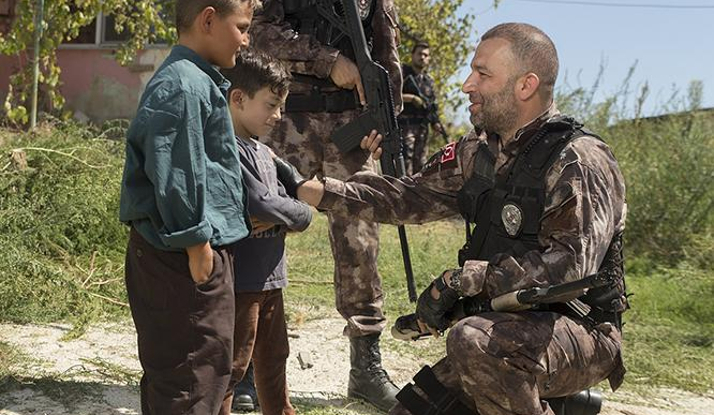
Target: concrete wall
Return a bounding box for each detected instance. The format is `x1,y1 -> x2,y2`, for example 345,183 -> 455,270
0,47 -> 170,123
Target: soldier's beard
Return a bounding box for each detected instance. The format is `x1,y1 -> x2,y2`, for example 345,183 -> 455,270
470,78 -> 518,137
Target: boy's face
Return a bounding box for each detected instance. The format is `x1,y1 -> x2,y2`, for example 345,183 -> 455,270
231,87 -> 288,138
205,1 -> 253,68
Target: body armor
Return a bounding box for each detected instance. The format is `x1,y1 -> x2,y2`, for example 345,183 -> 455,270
283,0 -> 376,66
282,0 -> 376,112
456,116 -> 628,326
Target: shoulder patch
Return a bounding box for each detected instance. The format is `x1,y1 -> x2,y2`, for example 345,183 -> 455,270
422,141 -> 459,174
441,142 -> 456,163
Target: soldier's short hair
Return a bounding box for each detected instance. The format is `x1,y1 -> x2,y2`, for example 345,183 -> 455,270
412,42 -> 430,54
481,23 -> 559,97
175,0 -> 262,35
222,48 -> 291,98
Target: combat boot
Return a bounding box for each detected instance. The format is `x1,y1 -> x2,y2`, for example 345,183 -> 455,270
347,333 -> 400,412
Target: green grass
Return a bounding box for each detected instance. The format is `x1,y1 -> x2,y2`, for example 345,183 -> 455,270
1,121 -> 713,398
622,265 -> 714,392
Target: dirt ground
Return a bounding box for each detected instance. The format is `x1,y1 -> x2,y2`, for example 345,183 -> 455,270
1,316 -> 712,415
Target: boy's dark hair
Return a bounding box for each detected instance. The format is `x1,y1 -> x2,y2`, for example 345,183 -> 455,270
175,0 -> 261,35
222,48 -> 291,98
411,42 -> 430,54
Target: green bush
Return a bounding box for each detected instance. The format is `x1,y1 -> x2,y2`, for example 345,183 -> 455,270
0,122 -> 128,327
558,79 -> 714,263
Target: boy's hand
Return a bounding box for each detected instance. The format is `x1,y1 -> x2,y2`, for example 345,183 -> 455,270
360,130 -> 383,160
330,54 -> 366,106
251,217 -> 274,234
186,242 -> 214,285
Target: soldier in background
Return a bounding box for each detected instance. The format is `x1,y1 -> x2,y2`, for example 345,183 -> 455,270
248,0 -> 403,411
399,42 -> 444,174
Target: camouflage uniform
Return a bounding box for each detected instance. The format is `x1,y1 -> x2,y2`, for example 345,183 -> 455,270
250,0 -> 402,337
399,64 -> 437,174
318,105 -> 628,415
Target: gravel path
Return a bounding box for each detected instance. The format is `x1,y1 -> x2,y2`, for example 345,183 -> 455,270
1,318 -> 712,415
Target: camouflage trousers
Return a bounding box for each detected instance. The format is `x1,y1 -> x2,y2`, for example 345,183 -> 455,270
264,110 -> 386,337
390,311 -> 624,415
402,122 -> 429,175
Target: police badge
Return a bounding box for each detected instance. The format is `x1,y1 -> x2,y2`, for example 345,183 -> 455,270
501,203 -> 523,237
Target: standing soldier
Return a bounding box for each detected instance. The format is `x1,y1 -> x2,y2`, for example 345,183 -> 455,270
399,42 -> 444,174
248,0 -> 403,411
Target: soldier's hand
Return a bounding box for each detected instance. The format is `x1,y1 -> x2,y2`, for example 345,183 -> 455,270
416,271 -> 460,335
412,95 -> 425,108
360,130 -> 383,160
330,54 -> 366,106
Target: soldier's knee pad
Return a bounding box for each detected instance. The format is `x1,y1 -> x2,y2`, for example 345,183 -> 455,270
546,389 -> 602,415
396,365 -> 476,415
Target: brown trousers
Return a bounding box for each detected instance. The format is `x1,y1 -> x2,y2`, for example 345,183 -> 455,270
219,289 -> 294,415
125,229 -> 235,415
390,311 -> 624,415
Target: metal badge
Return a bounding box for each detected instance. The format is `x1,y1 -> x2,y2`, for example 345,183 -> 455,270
358,0 -> 372,20
501,203 -> 523,237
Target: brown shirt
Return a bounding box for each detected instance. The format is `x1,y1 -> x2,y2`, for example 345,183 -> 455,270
318,105 -> 627,298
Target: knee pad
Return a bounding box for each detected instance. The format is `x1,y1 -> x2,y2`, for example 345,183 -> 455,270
546,389 -> 602,415
396,365 -> 476,415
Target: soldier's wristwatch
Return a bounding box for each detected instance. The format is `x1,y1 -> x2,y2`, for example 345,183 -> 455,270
447,268 -> 463,295
434,272 -> 450,292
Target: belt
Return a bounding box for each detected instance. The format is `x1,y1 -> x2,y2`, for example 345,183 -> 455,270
285,88 -> 359,113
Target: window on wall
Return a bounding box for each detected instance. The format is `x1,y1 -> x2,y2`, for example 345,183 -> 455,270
63,12 -> 131,47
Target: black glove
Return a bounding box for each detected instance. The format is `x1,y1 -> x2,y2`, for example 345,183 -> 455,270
416,271 -> 461,332
274,156 -> 306,198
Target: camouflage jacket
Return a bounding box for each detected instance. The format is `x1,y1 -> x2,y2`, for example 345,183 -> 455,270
318,105 -> 627,299
249,0 -> 403,110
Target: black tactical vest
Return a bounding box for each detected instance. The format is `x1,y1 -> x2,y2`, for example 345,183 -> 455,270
456,116 -> 628,324
282,0 -> 376,64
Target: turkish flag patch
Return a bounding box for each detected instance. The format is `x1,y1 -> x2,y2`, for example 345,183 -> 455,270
440,142 -> 456,163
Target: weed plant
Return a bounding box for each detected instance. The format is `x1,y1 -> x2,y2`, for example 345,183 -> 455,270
0,74 -> 712,393
0,121 -> 128,330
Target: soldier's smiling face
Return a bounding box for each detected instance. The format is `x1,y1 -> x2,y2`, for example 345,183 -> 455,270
461,37 -> 519,135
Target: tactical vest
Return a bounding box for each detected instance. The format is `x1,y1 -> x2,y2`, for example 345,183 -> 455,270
283,0 -> 375,66
282,0 -> 375,112
456,116 -> 628,325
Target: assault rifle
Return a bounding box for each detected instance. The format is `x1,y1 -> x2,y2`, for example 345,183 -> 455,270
403,74 -> 448,140
316,0 -> 417,301
392,271 -> 617,341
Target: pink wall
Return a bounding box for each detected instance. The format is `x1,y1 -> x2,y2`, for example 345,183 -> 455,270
0,47 -> 168,123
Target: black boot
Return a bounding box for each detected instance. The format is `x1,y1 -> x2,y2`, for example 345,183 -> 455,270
348,334 -> 400,412
232,361 -> 258,412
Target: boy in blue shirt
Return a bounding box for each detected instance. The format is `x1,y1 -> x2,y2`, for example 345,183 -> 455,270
119,1 -> 259,413
220,49 -> 312,415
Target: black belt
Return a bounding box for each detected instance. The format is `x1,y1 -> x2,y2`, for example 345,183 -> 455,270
285,88 -> 359,113
399,117 -> 429,126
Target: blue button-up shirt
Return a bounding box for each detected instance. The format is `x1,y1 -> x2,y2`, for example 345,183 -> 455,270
120,45 -> 250,251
